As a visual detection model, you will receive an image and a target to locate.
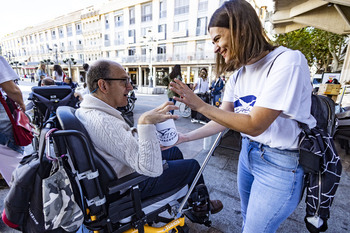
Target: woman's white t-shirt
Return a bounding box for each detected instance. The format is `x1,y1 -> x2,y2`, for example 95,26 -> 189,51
52,71 -> 64,82
223,46 -> 316,150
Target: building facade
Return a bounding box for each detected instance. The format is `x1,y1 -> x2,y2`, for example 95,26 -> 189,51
0,0 -> 266,90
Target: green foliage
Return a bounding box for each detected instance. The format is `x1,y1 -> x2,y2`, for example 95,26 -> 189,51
273,27 -> 348,72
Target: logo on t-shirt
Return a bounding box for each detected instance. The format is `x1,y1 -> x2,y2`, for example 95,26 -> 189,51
234,95 -> 256,114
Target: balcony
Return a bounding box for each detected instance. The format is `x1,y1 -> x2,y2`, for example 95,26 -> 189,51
157,32 -> 166,40
172,30 -> 188,38
76,44 -> 84,50
104,40 -> 111,47
156,54 -> 166,62
114,39 -> 124,46
67,45 -> 75,51
127,37 -> 135,44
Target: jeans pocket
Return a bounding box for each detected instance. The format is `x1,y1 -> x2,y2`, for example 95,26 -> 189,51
260,149 -> 298,172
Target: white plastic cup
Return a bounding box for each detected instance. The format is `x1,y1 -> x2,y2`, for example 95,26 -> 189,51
155,119 -> 178,147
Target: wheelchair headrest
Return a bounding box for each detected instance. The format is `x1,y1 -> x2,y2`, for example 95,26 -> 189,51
31,85 -> 73,100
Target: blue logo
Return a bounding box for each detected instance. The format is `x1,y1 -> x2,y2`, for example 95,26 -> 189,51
234,95 -> 256,114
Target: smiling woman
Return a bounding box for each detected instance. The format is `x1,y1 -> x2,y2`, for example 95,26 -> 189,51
168,0 -> 317,232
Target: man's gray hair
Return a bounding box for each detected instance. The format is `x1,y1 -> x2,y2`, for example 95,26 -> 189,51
87,60 -> 112,92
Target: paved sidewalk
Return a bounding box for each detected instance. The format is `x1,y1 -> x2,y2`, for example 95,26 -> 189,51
1,92 -> 349,232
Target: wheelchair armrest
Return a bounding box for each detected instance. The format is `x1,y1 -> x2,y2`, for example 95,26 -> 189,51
108,162 -> 169,195
108,172 -> 149,195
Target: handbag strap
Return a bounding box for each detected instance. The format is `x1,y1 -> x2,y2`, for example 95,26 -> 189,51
0,92 -> 16,125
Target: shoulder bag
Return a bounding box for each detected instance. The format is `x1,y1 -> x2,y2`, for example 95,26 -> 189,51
0,91 -> 34,146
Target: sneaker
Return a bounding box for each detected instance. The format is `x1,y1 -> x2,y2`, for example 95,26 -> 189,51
193,200 -> 223,215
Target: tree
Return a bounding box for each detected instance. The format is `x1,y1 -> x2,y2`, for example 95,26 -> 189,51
273,27 -> 348,73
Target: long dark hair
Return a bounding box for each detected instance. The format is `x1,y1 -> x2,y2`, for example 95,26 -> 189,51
169,64 -> 182,80
53,64 -> 63,76
208,0 -> 275,74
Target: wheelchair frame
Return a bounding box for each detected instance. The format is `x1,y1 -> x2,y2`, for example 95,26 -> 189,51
50,106 -> 220,233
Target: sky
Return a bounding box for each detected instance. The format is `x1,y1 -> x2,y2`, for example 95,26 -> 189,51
0,0 -> 108,37
0,0 -> 274,37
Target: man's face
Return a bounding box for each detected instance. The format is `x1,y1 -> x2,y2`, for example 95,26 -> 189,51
106,63 -> 133,108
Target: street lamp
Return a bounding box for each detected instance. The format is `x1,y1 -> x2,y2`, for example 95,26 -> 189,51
42,59 -> 54,76
48,44 -> 63,64
10,61 -> 22,76
63,57 -> 77,78
143,29 -> 157,88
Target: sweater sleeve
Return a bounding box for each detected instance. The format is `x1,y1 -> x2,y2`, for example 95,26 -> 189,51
83,110 -> 163,177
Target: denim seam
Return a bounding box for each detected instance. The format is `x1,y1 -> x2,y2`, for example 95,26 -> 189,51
263,170 -> 298,232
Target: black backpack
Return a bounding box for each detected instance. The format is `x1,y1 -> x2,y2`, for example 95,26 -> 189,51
299,94 -> 342,233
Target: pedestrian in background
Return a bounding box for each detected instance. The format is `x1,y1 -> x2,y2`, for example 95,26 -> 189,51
170,0 -> 316,232
52,64 -> 65,82
191,68 -> 210,122
36,61 -> 47,86
0,56 -> 26,186
163,64 -> 182,115
210,75 -> 224,107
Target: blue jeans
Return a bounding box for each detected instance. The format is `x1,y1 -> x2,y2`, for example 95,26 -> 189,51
238,137 -> 304,233
139,146 -> 204,199
212,94 -> 221,107
168,98 -> 176,115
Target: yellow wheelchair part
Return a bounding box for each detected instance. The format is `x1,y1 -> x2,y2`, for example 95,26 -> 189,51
123,217 -> 185,233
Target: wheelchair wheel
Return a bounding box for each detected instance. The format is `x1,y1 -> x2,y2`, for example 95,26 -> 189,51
124,98 -> 135,114
178,103 -> 191,118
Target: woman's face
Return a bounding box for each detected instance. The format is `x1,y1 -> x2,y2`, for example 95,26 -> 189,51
209,27 -> 232,64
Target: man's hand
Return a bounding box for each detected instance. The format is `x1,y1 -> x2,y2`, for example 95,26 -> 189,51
138,101 -> 179,125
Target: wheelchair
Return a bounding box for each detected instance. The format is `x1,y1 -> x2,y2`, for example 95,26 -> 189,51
27,85 -> 79,151
47,106 -> 214,233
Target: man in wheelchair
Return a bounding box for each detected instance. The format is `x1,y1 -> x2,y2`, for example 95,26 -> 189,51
76,60 -> 223,225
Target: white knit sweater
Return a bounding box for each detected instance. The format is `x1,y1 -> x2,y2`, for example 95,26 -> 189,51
76,94 -> 163,178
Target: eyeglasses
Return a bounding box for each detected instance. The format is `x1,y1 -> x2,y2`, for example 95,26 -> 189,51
95,77 -> 131,87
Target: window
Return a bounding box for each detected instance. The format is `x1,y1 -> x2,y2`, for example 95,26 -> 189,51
67,25 -> 73,37
141,27 -> 152,37
158,24 -> 166,40
129,7 -> 135,24
114,14 -> 123,27
128,47 -> 136,56
174,20 -> 188,32
76,23 -> 82,34
196,17 -> 207,36
158,24 -> 166,33
128,29 -> 135,43
141,46 -> 147,55
51,30 -> 56,39
173,42 -> 187,60
157,44 -> 166,54
128,29 -> 135,37
115,31 -> 124,45
141,2 -> 152,22
159,0 -> 167,18
198,0 -> 208,11
195,40 -> 205,59
174,0 -> 189,15
59,28 -> 64,38
105,34 -> 110,46
105,15 -> 110,29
